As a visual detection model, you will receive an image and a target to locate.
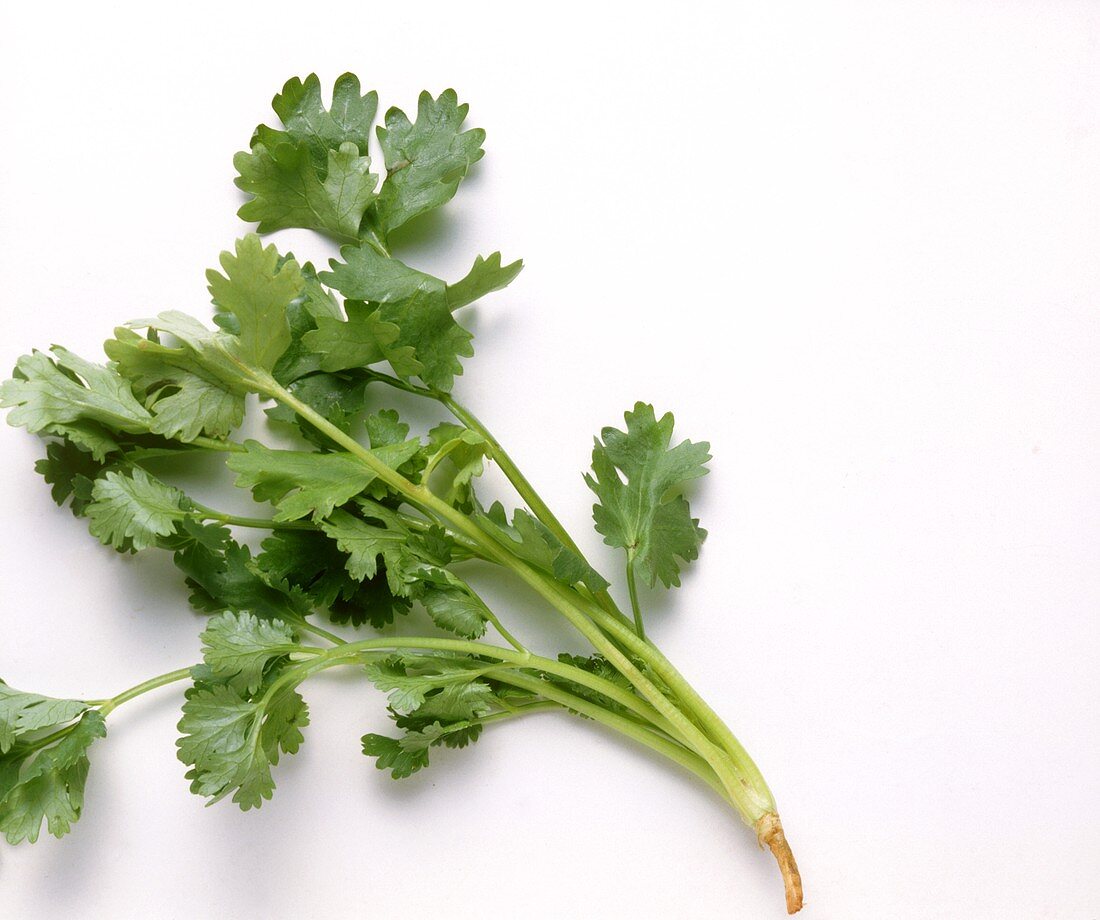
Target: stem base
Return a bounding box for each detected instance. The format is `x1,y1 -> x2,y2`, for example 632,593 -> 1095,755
755,813 -> 803,914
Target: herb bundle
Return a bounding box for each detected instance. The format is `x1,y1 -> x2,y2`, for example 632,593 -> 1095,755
0,74 -> 803,912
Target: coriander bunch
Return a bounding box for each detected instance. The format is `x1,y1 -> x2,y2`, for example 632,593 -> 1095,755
0,74 -> 802,913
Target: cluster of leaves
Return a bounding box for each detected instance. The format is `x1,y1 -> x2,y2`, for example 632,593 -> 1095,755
0,73 -> 714,842
0,683 -> 104,844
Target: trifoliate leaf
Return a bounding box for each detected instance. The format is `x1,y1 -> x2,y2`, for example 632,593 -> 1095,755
176,682 -> 308,811
585,403 -> 710,588
374,90 -> 485,234
0,683 -> 89,754
0,712 -> 106,844
86,468 -> 187,552
236,74 -> 380,241
1,347 -> 152,437
199,612 -> 299,695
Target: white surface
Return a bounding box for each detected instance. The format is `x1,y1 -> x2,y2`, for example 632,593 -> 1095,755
1,2 -> 1098,917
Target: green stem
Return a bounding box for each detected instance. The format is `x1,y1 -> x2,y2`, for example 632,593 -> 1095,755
478,700 -> 559,724
304,635 -> 681,740
190,505 -> 315,531
297,621 -> 347,646
487,670 -> 728,802
95,667 -> 194,717
626,555 -> 645,640
436,394 -> 635,628
266,381 -> 758,816
578,597 -> 776,816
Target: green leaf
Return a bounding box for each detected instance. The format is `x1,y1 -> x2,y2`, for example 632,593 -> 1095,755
377,289 -> 472,391
86,468 -> 187,552
374,90 -> 485,234
235,74 -> 380,241
361,654 -> 490,715
256,529 -> 354,610
585,403 -> 710,588
176,682 -> 309,811
301,301 -> 418,379
0,712 -> 106,844
268,73 -> 378,162
425,423 -> 489,509
361,733 -> 429,779
34,440 -> 109,512
320,508 -> 420,592
105,327 -> 246,442
398,719 -> 480,753
200,612 -> 299,695
176,538 -> 312,624
236,140 -> 379,242
320,243 -> 444,304
447,252 -> 524,310
1,347 -> 152,437
0,683 -> 88,754
477,502 -> 609,594
206,235 -> 302,373
226,439 -> 419,521
418,569 -> 490,639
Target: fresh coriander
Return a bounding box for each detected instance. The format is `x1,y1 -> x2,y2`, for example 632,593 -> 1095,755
1,74 -> 803,913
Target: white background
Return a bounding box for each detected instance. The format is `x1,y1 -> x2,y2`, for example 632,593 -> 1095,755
1,2 -> 1097,918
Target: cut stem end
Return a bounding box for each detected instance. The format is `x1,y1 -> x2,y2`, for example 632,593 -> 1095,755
755,812 -> 803,914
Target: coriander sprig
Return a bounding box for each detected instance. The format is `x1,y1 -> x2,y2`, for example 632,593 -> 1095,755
0,73 -> 803,913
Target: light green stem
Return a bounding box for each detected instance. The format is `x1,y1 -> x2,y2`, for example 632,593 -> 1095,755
626,556 -> 645,640
95,667 -> 194,716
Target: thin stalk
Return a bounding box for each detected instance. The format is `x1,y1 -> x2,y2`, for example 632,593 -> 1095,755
625,556 -> 645,640
437,393 -> 633,627
95,667 -> 194,716
478,700 -> 559,724
579,598 -> 775,812
487,670 -> 729,802
303,635 -> 683,741
298,621 -> 347,647
189,504 -> 315,531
